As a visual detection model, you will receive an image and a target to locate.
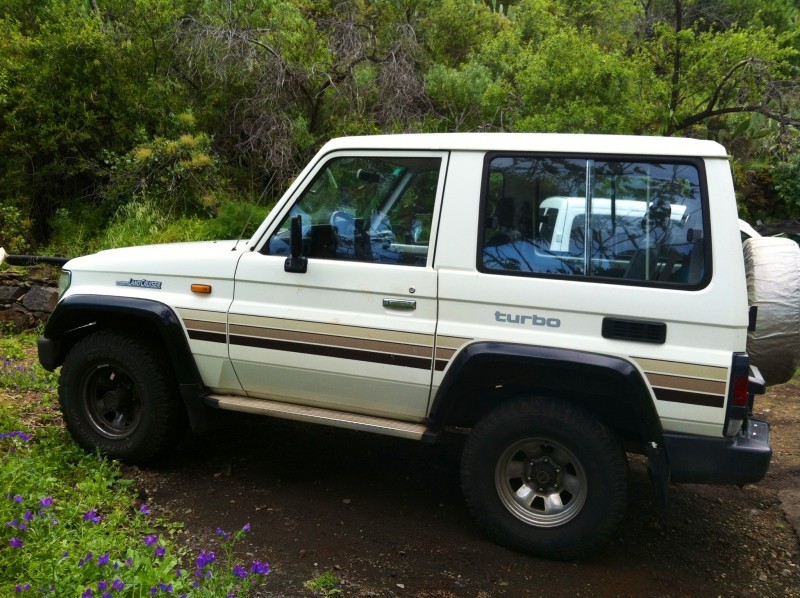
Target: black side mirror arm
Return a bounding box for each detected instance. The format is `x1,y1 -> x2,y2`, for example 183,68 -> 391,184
284,215 -> 308,273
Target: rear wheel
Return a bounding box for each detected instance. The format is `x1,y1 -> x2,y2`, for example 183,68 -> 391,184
59,330 -> 186,464
461,397 -> 627,559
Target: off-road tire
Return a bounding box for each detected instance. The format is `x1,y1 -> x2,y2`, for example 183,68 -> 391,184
461,397 -> 628,560
58,330 -> 186,464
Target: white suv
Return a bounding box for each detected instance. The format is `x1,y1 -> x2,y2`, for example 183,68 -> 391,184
37,133 -> 800,559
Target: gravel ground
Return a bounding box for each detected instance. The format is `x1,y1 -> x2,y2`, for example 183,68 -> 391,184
122,377 -> 800,597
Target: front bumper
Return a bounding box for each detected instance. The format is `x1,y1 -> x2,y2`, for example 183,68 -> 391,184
37,336 -> 62,372
664,418 -> 771,485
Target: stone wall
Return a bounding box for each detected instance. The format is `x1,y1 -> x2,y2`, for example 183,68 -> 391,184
0,270 -> 60,333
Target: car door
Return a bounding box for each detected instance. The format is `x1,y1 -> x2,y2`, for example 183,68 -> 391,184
228,151 -> 448,421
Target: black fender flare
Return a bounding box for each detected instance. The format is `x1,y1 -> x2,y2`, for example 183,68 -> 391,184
428,342 -> 670,503
38,295 -> 208,429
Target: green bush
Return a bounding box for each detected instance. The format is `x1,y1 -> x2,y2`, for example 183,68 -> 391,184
0,204 -> 32,254
772,155 -> 800,219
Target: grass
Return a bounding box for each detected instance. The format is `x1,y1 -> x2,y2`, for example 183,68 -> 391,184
0,333 -> 271,596
303,571 -> 342,596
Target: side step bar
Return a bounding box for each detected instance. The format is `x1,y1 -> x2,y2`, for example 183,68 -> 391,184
205,395 -> 429,440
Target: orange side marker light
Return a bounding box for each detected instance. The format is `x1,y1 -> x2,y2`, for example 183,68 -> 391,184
191,284 -> 212,294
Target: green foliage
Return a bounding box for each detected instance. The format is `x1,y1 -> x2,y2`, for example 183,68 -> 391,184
44,206 -> 105,258
0,334 -> 58,393
100,199 -> 210,249
103,127 -> 224,217
303,570 -> 342,596
0,0 -> 799,252
203,201 -> 272,240
772,154 -> 800,219
0,203 -> 32,254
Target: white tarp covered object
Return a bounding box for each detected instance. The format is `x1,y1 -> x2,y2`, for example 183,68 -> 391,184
744,236 -> 800,386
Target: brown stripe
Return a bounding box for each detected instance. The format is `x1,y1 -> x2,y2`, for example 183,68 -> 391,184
230,334 -> 433,370
229,324 -> 433,358
188,329 -> 227,344
184,319 -> 226,333
653,387 -> 724,408
647,373 -> 726,395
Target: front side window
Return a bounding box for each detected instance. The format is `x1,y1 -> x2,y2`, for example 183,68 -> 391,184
480,156 -> 707,286
268,155 -> 441,267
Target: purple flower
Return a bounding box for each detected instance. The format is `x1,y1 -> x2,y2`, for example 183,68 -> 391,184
39,496 -> 53,508
83,510 -> 101,524
98,553 -> 110,566
233,564 -> 247,579
102,594 -> 112,598
195,550 -> 215,569
216,527 -> 230,539
17,523 -> 27,531
13,494 -> 23,503
6,518 -> 19,528
251,561 -> 270,575
82,590 -> 93,598
111,579 -> 125,591
1,431 -> 32,442
149,587 -> 157,596
13,583 -> 30,592
97,580 -> 108,591
155,546 -> 166,558
241,523 -> 251,533
139,503 -> 151,515
125,558 -> 133,567
9,537 -> 22,548
159,583 -> 173,593
23,510 -> 33,522
144,534 -> 158,546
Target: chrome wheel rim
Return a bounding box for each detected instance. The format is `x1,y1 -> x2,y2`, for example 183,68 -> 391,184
495,437 -> 588,528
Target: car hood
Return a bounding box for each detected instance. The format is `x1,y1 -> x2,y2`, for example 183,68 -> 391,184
64,240 -> 245,279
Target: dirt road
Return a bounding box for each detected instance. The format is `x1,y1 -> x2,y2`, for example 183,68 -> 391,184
128,378 -> 800,597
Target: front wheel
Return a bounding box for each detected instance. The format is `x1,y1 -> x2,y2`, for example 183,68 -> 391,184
461,397 -> 627,559
59,330 -> 186,464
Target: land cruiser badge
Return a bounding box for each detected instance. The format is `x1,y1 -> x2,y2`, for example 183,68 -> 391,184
116,278 -> 162,289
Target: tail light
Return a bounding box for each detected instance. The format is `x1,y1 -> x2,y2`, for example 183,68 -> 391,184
724,353 -> 751,437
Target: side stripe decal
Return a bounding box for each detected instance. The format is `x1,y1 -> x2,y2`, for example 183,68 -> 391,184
634,357 -> 727,408
180,309 -> 470,372
230,334 -> 433,369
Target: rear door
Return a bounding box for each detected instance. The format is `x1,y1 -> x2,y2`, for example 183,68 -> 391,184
229,151 -> 448,421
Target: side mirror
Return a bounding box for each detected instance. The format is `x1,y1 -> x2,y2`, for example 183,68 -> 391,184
284,215 -> 308,273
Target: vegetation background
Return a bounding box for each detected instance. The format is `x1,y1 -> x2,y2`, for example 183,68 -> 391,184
1,0 -> 798,257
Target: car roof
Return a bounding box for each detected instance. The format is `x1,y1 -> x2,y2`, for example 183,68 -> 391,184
320,133 -> 730,159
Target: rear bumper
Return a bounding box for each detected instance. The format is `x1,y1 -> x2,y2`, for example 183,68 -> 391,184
664,418 -> 771,485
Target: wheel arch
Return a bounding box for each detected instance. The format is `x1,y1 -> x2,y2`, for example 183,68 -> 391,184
429,343 -> 668,497
39,295 -> 208,429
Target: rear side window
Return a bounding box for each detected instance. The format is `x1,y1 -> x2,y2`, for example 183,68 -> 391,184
480,156 -> 708,286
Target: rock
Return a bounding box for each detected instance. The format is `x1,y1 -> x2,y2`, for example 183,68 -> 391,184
0,308 -> 30,333
0,285 -> 25,303
22,285 -> 59,313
